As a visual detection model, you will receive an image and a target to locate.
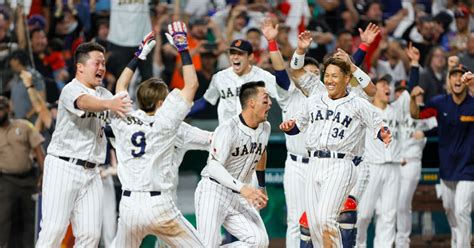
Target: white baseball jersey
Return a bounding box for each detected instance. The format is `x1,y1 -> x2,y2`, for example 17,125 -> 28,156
37,78 -> 112,247
203,66 -> 279,123
110,90 -> 205,248
47,78 -> 112,164
295,91 -> 384,157
200,115 -> 271,183
196,115 -> 271,247
110,89 -> 190,192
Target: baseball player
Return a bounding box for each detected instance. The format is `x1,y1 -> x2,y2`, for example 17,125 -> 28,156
109,22 -> 205,247
410,68 -> 474,248
280,53 -> 391,247
394,44 -> 437,248
188,38 -> 279,124
194,81 -> 272,247
36,42 -> 132,247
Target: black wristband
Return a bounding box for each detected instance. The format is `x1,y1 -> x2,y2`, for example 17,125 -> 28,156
126,57 -> 139,71
180,50 -> 192,65
256,170 -> 265,188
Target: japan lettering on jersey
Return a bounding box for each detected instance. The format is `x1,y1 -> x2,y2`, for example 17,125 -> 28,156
48,78 -> 112,164
110,90 -> 191,192
295,91 -> 384,156
203,66 -> 279,123
201,116 -> 271,184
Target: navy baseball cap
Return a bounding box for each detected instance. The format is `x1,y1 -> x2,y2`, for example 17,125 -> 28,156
449,64 -> 468,76
373,74 -> 393,84
229,39 -> 253,55
394,80 -> 407,91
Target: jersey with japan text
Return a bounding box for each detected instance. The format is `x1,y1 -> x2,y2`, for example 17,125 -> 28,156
47,78 -> 112,164
200,115 -> 271,184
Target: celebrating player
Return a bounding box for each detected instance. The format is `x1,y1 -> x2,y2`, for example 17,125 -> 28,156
195,81 -> 272,247
410,66 -> 474,248
36,42 -> 132,247
109,22 -> 205,247
280,55 -> 391,247
188,38 -> 280,124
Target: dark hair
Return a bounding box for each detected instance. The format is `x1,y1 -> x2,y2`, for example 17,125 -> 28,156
363,0 -> 382,13
136,78 -> 169,112
74,42 -> 106,65
323,57 -> 351,76
8,49 -> 31,66
304,57 -> 320,68
337,29 -> 353,38
423,46 -> 445,68
239,81 -> 266,108
246,27 -> 261,36
49,38 -> 64,51
30,27 -> 45,38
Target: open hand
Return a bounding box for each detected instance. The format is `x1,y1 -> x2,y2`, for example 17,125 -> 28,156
359,22 -> 380,46
405,42 -> 420,65
279,119 -> 296,132
109,91 -> 132,118
297,31 -> 313,51
261,18 -> 278,41
240,185 -> 268,209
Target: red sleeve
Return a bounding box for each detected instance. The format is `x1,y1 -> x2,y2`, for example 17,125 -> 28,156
419,107 -> 438,119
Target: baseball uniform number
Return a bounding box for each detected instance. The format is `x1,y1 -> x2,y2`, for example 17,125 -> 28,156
131,131 -> 146,158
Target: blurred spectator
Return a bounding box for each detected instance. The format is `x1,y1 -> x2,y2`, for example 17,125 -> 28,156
184,0 -> 226,19
374,39 -> 408,90
28,28 -> 60,103
357,0 -> 407,35
419,46 -> 447,103
43,38 -> 69,90
283,0 -> 310,47
246,27 -> 270,70
441,5 -> 470,55
107,0 -> 153,83
0,95 -> 45,248
276,24 -> 293,60
306,17 -> 334,63
459,32 -> 474,72
212,4 -> 264,41
195,51 -> 218,119
402,15 -> 437,64
336,29 -> 354,54
0,9 -> 19,93
7,50 -> 46,122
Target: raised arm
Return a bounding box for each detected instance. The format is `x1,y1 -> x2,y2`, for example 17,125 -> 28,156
116,32 -> 156,93
353,22 -> 380,66
261,18 -> 290,90
289,31 -> 313,80
334,48 -> 376,97
166,21 -> 199,104
409,86 -> 424,119
405,42 -> 420,92
20,70 -> 52,128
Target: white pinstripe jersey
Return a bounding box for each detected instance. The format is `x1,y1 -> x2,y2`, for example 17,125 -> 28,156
47,78 -> 112,164
110,90 -> 191,192
363,92 -> 407,164
295,91 -> 384,156
203,66 -> 279,124
201,115 -> 271,184
394,90 -> 438,160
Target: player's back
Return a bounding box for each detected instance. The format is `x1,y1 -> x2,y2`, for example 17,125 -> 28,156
111,89 -> 191,192
201,115 -> 271,184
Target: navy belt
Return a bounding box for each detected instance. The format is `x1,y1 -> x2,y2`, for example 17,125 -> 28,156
122,190 -> 161,197
59,156 -> 98,169
289,154 -> 309,164
308,150 -> 346,159
209,178 -> 239,193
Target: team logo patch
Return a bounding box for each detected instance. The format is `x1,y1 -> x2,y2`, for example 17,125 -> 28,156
235,40 -> 242,47
460,115 -> 474,122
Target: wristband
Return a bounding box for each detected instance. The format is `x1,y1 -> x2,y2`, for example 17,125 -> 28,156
290,51 -> 305,70
256,170 -> 265,188
180,50 -> 192,66
359,43 -> 369,52
126,57 -> 139,71
352,67 -> 370,88
268,40 -> 278,52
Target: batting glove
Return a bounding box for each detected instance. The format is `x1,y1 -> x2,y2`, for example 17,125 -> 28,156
135,31 -> 156,60
165,21 -> 189,52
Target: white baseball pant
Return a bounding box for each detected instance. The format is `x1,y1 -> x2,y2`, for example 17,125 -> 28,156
395,159 -> 421,248
102,175 -> 117,248
194,178 -> 269,248
349,161 -> 370,201
283,153 -> 308,248
440,179 -> 474,248
111,192 -> 204,248
36,155 -> 103,248
306,157 -> 357,247
356,162 -> 400,248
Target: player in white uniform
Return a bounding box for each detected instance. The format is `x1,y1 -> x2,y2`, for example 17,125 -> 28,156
109,22 -> 205,247
394,44 -> 437,248
195,81 -> 272,247
188,39 -> 279,124
274,24 -> 379,248
280,51 -> 391,247
36,42 -> 132,247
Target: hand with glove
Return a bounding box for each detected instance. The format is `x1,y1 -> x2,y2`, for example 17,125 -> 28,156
165,21 -> 189,53
135,31 -> 156,60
